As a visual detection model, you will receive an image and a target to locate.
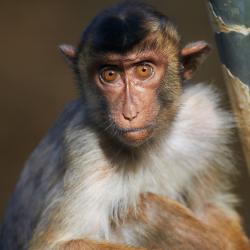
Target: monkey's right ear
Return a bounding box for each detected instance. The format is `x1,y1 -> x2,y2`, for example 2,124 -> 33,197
59,44 -> 77,64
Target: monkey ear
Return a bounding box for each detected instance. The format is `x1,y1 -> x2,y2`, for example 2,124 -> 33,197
59,44 -> 77,64
181,41 -> 211,80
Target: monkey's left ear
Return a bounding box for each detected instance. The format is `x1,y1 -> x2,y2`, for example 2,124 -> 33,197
181,41 -> 211,80
59,44 -> 77,64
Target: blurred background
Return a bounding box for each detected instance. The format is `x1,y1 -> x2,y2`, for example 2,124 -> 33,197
0,0 -> 249,235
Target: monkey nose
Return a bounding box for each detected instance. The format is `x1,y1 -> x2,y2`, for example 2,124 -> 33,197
122,96 -> 139,121
123,113 -> 138,121
122,110 -> 139,121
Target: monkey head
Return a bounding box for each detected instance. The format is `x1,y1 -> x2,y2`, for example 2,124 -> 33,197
60,2 -> 211,147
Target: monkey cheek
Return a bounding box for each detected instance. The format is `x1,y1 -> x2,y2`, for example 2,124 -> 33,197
121,129 -> 153,146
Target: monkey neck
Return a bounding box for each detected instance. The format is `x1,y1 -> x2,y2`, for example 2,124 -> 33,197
100,135 -> 140,158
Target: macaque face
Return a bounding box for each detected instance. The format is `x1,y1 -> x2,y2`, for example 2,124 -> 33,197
92,50 -> 167,145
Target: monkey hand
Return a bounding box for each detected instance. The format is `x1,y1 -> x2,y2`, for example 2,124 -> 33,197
127,192 -> 250,250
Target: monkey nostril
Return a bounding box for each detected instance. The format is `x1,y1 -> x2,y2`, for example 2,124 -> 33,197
123,111 -> 139,121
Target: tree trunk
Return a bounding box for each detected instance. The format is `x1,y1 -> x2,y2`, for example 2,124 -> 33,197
207,0 -> 250,173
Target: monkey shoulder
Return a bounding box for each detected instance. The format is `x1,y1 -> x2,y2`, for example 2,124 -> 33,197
14,99 -> 86,190
5,99 -> 88,205
0,99 -> 88,249
177,83 -> 237,212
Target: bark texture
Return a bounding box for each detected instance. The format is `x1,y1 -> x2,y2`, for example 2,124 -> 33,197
208,0 -> 250,172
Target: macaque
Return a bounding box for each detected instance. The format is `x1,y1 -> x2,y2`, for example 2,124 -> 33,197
1,1 -> 250,250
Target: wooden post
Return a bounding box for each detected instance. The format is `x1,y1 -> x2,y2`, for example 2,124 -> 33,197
207,0 -> 250,173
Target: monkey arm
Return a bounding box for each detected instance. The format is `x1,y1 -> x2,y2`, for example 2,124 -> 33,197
201,203 -> 250,250
58,239 -> 146,250
29,230 -> 147,250
27,193 -> 250,250
29,226 -> 147,250
29,238 -> 146,250
130,193 -> 250,250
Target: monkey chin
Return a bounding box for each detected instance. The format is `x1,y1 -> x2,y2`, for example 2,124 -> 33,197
120,129 -> 153,147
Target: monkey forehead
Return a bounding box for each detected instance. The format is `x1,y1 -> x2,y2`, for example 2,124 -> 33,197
95,50 -> 167,65
106,50 -> 164,63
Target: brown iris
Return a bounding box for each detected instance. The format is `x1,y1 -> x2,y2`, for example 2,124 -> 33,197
100,69 -> 119,83
135,64 -> 153,80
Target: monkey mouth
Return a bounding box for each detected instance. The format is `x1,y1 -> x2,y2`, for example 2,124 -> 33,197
116,124 -> 155,134
119,127 -> 149,134
116,124 -> 155,144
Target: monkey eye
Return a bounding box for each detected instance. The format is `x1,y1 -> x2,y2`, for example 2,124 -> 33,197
100,68 -> 120,83
135,63 -> 154,80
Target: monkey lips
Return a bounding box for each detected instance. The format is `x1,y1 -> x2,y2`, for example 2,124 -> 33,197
117,126 -> 154,145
